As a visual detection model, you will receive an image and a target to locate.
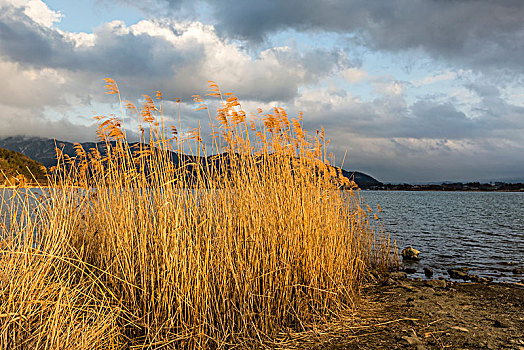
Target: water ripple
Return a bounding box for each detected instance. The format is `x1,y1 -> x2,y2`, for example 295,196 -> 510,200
362,191 -> 524,283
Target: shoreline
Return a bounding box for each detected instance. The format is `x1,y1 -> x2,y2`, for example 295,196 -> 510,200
358,275 -> 524,349
287,274 -> 524,349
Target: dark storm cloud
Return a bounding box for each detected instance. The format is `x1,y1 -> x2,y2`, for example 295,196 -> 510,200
0,6 -> 70,67
125,0 -> 524,73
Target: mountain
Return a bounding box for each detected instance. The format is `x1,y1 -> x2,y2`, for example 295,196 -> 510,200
0,146 -> 47,185
0,136 -> 382,189
0,136 -> 101,168
339,169 -> 383,189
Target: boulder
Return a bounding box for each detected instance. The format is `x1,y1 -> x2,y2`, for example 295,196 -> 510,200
402,247 -> 421,261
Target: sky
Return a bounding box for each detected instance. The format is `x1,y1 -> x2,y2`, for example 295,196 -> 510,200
0,0 -> 523,183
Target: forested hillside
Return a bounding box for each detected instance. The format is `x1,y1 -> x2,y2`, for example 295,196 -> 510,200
0,147 -> 47,186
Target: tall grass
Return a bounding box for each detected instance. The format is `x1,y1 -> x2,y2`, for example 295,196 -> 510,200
0,80 -> 393,348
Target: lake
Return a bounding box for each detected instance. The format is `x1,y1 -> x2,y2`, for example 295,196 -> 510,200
361,190 -> 524,282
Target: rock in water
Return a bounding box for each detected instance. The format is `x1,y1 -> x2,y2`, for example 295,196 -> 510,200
402,246 -> 421,261
448,269 -> 470,280
424,267 -> 433,278
403,267 -> 417,274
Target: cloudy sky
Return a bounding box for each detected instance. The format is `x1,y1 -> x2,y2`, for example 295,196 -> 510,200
0,0 -> 523,182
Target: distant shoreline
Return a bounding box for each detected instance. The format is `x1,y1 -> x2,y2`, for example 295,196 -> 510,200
365,188 -> 524,192
361,182 -> 524,192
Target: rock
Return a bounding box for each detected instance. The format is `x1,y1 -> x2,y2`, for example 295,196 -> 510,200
499,261 -> 517,266
425,279 -> 446,289
448,269 -> 470,280
390,271 -> 408,280
402,246 -> 421,261
512,267 -> 524,274
469,274 -> 480,282
403,267 -> 417,274
423,267 -> 433,278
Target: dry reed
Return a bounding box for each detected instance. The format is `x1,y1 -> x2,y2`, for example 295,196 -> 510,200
0,80 -> 394,349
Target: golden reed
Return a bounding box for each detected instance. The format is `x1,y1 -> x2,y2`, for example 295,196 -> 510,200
0,80 -> 394,349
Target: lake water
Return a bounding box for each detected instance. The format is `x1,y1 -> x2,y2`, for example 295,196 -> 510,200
361,190 -> 524,282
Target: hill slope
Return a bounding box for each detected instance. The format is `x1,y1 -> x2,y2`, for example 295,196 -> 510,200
0,146 -> 47,186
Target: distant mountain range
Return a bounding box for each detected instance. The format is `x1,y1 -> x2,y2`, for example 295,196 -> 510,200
0,136 -> 383,189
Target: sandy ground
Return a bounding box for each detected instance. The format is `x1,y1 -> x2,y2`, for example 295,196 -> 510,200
279,275 -> 524,349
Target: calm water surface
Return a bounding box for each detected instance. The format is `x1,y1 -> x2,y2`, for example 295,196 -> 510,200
361,191 -> 524,282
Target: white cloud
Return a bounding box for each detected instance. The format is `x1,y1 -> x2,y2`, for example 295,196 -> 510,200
1,0 -> 62,27
413,71 -> 458,87
372,79 -> 404,96
61,31 -> 96,48
340,68 -> 369,83
0,59 -> 69,107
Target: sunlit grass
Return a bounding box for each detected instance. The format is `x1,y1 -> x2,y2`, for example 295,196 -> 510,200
0,80 -> 394,349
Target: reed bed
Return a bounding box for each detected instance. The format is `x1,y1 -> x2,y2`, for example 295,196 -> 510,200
0,80 -> 394,349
